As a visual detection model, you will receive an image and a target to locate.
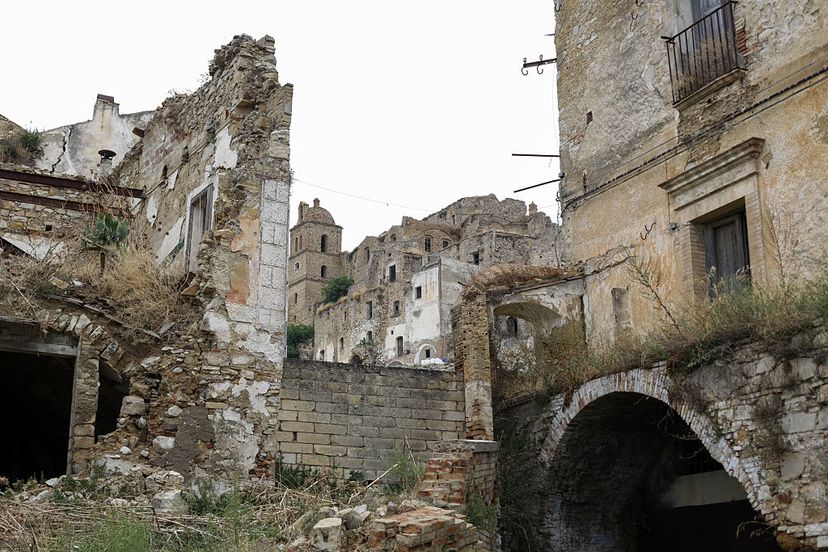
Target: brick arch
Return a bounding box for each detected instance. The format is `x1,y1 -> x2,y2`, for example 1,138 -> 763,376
538,367 -> 761,513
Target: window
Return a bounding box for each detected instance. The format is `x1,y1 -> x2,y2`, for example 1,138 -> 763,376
424,348 -> 431,359
390,234 -> 397,242
442,240 -> 449,249
451,215 -> 456,225
294,236 -> 299,252
294,262 -> 299,271
186,186 -> 213,272
339,337 -> 344,351
320,350 -> 325,360
424,237 -> 432,252
321,265 -> 327,278
704,211 -> 750,294
388,264 -> 397,282
299,235 -> 303,249
472,252 -> 481,265
293,293 -> 298,304
367,331 -> 373,343
344,311 -> 347,321
396,336 -> 404,357
321,234 -> 328,252
506,316 -> 519,337
365,247 -> 370,262
415,286 -> 422,299
367,301 -> 373,319
393,300 -> 400,316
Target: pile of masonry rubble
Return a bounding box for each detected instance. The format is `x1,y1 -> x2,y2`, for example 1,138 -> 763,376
0,455 -> 487,551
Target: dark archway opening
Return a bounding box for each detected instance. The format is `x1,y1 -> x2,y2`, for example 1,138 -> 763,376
95,363 -> 128,440
0,352 -> 74,483
546,392 -> 781,552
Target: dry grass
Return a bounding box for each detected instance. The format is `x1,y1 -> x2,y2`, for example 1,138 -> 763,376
0,471 -> 373,552
0,229 -> 188,337
493,274 -> 828,404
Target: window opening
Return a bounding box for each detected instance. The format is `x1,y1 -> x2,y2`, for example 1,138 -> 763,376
415,286 -> 422,299
321,265 -> 327,278
389,264 -> 397,282
424,237 -> 432,252
367,301 -> 373,319
321,234 -> 328,252
186,186 -> 213,272
393,300 -> 400,316
396,336 -> 404,357
704,211 -> 750,295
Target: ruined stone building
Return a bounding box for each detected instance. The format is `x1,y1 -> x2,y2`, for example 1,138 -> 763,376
0,34 -> 294,486
287,194 -> 562,365
451,0 -> 828,550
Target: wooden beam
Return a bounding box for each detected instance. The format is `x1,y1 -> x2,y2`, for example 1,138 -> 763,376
0,339 -> 78,358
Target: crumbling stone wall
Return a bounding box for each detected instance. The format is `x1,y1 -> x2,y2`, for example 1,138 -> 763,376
0,34 -> 295,488
499,332 -> 828,550
274,359 -> 465,480
0,167 -> 135,240
300,195 -> 562,369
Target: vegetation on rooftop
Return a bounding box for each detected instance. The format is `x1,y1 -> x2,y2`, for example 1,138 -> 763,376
321,276 -> 354,304
493,265 -> 828,404
0,129 -> 44,165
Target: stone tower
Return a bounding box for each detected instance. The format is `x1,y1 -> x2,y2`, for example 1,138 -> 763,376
287,199 -> 344,325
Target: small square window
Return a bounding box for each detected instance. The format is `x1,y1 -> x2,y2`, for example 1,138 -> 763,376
415,286 -> 422,299
472,252 -> 481,265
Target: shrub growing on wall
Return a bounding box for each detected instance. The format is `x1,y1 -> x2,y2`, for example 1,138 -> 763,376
287,323 -> 314,358
321,276 -> 353,304
0,129 -> 44,165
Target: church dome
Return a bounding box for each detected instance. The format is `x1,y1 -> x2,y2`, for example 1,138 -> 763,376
302,198 -> 336,225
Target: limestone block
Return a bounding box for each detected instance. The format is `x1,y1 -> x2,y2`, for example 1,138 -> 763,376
781,453 -> 806,481
166,405 -> 183,418
152,490 -> 188,514
312,517 -> 342,551
781,412 -> 817,434
152,436 -> 176,452
120,396 -> 147,416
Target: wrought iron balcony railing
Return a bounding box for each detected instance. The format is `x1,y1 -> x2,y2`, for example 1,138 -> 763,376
664,2 -> 744,104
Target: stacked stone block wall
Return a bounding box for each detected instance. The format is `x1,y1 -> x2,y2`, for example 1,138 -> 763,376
275,359 -> 465,480
0,174 -> 129,238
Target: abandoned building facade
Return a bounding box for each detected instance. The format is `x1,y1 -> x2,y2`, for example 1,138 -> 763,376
288,195 -> 562,366
447,0 -> 828,550
1,34 -> 294,485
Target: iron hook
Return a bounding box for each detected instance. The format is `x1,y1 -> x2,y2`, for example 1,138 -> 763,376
537,55 -> 544,75
521,58 -> 529,76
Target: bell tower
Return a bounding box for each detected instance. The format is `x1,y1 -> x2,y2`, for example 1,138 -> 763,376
287,199 -> 344,325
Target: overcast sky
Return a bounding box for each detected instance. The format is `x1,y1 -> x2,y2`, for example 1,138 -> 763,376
1,1 -> 559,250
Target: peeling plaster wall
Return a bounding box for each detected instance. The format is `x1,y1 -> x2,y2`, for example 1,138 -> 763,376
35,95 -> 153,179
554,0 -> 828,346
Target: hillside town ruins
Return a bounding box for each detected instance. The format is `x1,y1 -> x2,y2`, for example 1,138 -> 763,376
0,0 -> 827,549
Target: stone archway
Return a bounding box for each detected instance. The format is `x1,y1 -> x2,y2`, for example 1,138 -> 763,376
539,368 -> 780,552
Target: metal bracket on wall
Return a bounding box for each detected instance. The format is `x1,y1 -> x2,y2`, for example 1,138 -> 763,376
521,55 -> 557,75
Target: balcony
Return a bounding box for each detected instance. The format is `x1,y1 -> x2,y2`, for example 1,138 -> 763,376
664,2 -> 744,105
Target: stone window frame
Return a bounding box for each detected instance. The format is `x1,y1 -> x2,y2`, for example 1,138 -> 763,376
660,138 -> 768,302
183,177 -> 217,273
